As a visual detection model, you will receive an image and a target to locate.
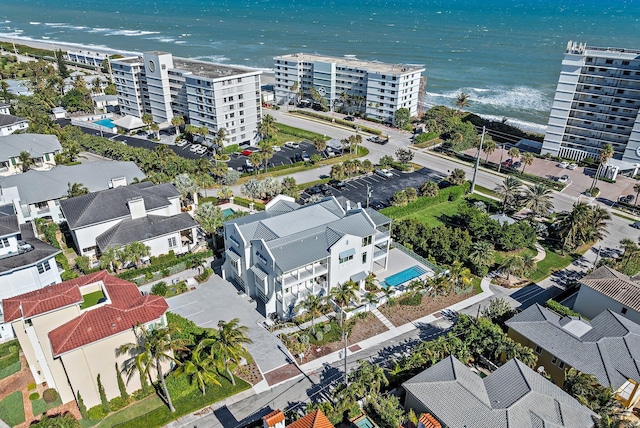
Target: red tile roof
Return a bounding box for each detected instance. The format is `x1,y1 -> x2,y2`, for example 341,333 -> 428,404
2,270 -> 168,355
263,410 -> 285,426
286,410 -> 334,428
418,413 -> 442,428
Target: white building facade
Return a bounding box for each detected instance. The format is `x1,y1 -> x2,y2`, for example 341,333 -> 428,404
542,41 -> 640,173
273,53 -> 425,123
111,52 -> 263,147
222,195 -> 391,320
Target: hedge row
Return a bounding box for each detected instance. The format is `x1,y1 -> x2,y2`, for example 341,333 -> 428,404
380,182 -> 470,218
117,251 -> 212,282
276,123 -> 329,140
545,299 -> 588,320
290,110 -> 383,135
233,197 -> 266,211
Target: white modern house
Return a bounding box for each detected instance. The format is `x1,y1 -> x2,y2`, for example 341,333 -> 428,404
111,51 -> 263,147
222,195 -> 391,320
0,215 -> 62,340
66,50 -> 111,68
0,160 -> 145,223
0,134 -> 62,176
542,41 -> 640,176
273,53 -> 425,123
0,103 -> 29,136
59,182 -> 199,260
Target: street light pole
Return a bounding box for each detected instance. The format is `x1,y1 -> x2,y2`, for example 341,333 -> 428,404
471,126 -> 486,194
366,184 -> 372,208
343,330 -> 349,386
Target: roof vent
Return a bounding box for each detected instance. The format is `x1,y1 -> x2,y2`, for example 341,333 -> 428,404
116,316 -> 121,321
87,326 -> 92,331
111,323 -> 116,328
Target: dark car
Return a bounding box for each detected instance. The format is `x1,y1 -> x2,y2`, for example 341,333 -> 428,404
293,153 -> 303,163
512,161 -> 522,169
319,184 -> 332,195
328,179 -> 346,190
501,158 -> 513,166
344,116 -> 355,121
619,195 -> 635,204
369,200 -> 386,210
305,186 -> 322,195
633,222 -> 640,229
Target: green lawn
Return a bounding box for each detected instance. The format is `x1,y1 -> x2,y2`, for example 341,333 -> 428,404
97,396 -> 164,428
493,247 -> 537,266
0,340 -> 20,380
80,290 -> 106,309
31,396 -> 62,417
398,193 -> 495,227
0,391 -> 25,426
529,247 -> 576,283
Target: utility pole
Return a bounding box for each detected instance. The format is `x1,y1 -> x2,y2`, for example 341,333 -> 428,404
343,330 -> 349,386
471,126 -> 486,194
366,184 -> 372,208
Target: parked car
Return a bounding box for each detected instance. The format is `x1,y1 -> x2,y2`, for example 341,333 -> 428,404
273,145 -> 282,152
301,151 -> 310,162
369,200 -> 386,210
501,158 -> 513,167
558,161 -> 570,168
557,174 -> 570,184
244,165 -> 254,173
567,163 -> 578,170
619,194 -> 635,203
284,141 -> 300,149
305,186 -> 322,195
325,147 -> 335,157
344,116 -> 355,121
319,184 -> 332,195
632,222 -> 640,229
328,179 -> 346,190
293,153 -> 302,162
512,161 -> 522,169
375,168 -> 393,178
241,149 -> 253,156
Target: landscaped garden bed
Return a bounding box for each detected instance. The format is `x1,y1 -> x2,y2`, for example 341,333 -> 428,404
0,340 -> 21,380
378,291 -> 475,327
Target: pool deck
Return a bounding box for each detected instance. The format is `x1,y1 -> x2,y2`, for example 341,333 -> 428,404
377,248 -> 436,282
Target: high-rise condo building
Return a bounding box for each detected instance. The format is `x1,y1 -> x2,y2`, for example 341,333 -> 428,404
111,52 -> 262,147
542,41 -> 640,174
273,53 -> 425,124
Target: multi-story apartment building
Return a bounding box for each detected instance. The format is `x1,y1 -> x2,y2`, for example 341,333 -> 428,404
273,53 -> 425,123
111,52 -> 262,147
542,41 -> 640,174
222,195 -> 392,320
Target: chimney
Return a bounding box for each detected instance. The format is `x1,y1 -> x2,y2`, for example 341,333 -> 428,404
128,197 -> 147,220
110,177 -> 127,188
346,200 -> 351,211
262,410 -> 285,428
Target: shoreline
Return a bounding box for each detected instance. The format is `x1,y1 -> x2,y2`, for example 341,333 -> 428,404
0,35 -> 544,134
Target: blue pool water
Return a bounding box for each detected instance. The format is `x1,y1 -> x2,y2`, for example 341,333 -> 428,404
222,208 -> 235,218
93,118 -> 115,129
381,265 -> 427,288
354,417 -> 376,428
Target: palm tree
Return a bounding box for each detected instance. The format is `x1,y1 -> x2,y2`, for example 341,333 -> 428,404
249,152 -> 263,174
259,141 -> 275,172
449,260 -> 472,292
420,180 -> 439,197
453,92 -> 470,112
125,241 -> 151,268
141,113 -> 154,133
522,183 -> 553,217
211,318 -> 252,386
584,206 -> 611,244
295,294 -> 325,335
99,247 -> 122,273
171,115 -> 184,136
500,255 -> 525,281
214,128 -> 227,153
449,168 -> 466,185
18,151 -> 34,173
67,182 -> 88,197
508,147 -> 520,163
591,144 -> 614,191
312,137 -> 327,152
482,137 -> 496,163
173,340 -> 220,395
469,241 -> 495,271
330,280 -> 359,327
634,182 -> 640,205
520,152 -> 535,174
620,238 -> 640,269
257,114 -> 278,142
118,323 -> 188,413
555,202 -> 593,255
494,176 -> 523,211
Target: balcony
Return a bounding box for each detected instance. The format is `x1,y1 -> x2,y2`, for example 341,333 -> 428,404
279,262 -> 328,287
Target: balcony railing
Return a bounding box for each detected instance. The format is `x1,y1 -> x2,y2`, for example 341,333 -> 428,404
279,263 -> 328,287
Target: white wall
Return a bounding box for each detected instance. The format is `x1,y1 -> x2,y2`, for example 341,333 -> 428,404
0,120 -> 29,136
328,234 -> 367,289
73,219 -> 122,256
0,257 -> 61,303
143,231 -> 189,257
573,285 -> 640,324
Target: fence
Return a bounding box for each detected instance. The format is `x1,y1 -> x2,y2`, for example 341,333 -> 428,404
390,242 -> 445,274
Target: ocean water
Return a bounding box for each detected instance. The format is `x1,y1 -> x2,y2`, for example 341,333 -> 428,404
2,0 -> 640,132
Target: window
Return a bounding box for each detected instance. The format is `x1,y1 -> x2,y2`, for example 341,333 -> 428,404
362,236 -> 372,246
168,237 -> 177,248
362,252 -> 367,264
0,237 -> 9,248
558,361 -> 565,369
622,307 -> 628,314
534,345 -> 542,355
37,260 -> 51,274
551,356 -> 558,365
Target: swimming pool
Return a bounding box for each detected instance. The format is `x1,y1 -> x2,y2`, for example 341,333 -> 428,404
381,265 -> 427,288
93,118 -> 115,129
222,208 -> 235,218
352,415 -> 377,428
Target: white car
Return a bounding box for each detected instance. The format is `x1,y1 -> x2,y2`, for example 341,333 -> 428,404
284,141 -> 300,149
558,161 -> 570,168
190,144 -> 202,152
557,174 -> 570,184
273,145 -> 282,152
567,163 -> 578,170
375,168 -> 393,178
175,139 -> 187,147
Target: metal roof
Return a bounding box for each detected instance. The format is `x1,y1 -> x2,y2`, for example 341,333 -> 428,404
403,356 -> 596,428
506,303 -> 640,390
579,266 -> 640,313
249,265 -> 269,281
225,249 -> 240,263
0,134 -> 61,161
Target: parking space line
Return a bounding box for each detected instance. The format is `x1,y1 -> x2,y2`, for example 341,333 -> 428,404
170,301 -> 197,310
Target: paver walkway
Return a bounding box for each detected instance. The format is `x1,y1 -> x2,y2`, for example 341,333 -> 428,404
370,308 -> 394,330
533,243 -> 547,262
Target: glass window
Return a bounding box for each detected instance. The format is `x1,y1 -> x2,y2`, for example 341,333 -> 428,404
362,252 -> 367,264
0,238 -> 9,248
168,237 -> 177,248
551,356 -> 558,365
534,346 -> 542,355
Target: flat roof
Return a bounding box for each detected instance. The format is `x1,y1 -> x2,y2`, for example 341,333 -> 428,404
172,57 -> 260,79
275,53 -> 425,74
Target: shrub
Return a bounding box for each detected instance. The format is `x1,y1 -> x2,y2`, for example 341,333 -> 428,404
323,323 -> 332,333
545,299 -> 587,319
299,334 -> 310,345
150,282 -> 168,296
97,374 -> 109,413
29,392 -> 40,401
27,382 -> 37,391
42,388 -> 58,404
75,256 -> 91,274
77,391 -> 88,420
87,405 -> 107,420
109,395 -> 129,412
399,293 -> 422,306
314,331 -> 323,342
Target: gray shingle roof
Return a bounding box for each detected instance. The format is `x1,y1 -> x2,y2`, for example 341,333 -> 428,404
506,303 -> 640,390
0,113 -> 28,128
0,215 -> 19,238
0,224 -> 61,273
403,356 -> 596,428
60,182 -> 180,229
95,213 -> 197,251
579,266 -> 640,313
0,134 -> 62,161
0,161 -> 145,205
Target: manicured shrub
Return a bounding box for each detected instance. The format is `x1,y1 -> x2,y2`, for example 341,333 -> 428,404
77,391 -> 88,420
96,374 -> 109,413
27,382 -> 37,391
109,396 -> 129,412
87,405 -> 107,420
150,281 -> 167,296
29,392 -> 40,401
314,331 -> 323,342
42,388 -> 58,403
299,334 -> 310,345
115,362 -> 129,402
323,323 -> 332,334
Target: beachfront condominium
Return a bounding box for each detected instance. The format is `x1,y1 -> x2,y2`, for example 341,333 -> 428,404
273,53 -> 425,124
542,41 -> 640,174
111,52 -> 263,147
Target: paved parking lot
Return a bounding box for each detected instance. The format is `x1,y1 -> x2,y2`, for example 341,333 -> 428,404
303,167 -> 445,208
225,141 -> 327,173
166,275 -> 289,374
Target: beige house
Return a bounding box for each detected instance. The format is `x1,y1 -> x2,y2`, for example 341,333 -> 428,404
2,271 -> 168,408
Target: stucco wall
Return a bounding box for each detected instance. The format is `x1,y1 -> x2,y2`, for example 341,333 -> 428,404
573,285 -> 640,325
0,257 -> 61,303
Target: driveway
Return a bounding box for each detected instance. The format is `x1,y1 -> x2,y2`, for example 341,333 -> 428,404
166,275 -> 289,375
